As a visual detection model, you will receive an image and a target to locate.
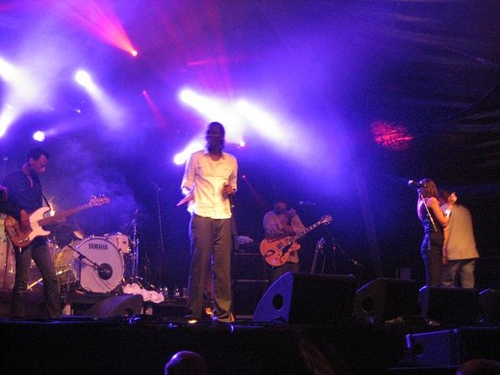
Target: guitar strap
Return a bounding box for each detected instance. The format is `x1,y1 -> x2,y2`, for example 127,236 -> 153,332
42,192 -> 51,210
23,167 -> 51,211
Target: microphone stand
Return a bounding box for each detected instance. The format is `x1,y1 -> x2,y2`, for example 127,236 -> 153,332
153,184 -> 165,286
66,243 -> 114,287
418,193 -> 438,232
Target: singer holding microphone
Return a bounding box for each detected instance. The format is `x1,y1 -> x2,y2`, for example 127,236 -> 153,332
412,178 -> 456,287
179,122 -> 237,324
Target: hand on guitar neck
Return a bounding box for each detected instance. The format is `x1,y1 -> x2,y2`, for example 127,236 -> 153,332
4,195 -> 110,248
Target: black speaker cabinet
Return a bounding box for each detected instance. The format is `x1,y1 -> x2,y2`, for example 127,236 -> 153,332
419,286 -> 479,326
478,289 -> 500,325
405,328 -> 500,367
86,294 -> 143,319
353,278 -> 420,325
252,272 -> 357,324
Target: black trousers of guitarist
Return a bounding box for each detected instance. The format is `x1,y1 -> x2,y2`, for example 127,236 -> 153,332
11,237 -> 61,319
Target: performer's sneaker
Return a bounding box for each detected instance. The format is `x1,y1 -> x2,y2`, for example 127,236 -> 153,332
183,315 -> 199,324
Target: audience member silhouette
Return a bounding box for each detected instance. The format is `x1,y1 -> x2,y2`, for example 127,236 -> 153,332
456,358 -> 500,375
164,351 -> 208,375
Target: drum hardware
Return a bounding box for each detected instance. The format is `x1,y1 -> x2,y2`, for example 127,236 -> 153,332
66,243 -> 113,281
130,214 -> 140,283
27,266 -> 73,290
104,232 -> 130,254
57,237 -> 124,294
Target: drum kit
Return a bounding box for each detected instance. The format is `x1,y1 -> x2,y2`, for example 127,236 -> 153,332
50,232 -> 131,293
1,213 -> 142,295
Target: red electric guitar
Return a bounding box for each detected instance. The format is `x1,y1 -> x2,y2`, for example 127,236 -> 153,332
260,215 -> 332,267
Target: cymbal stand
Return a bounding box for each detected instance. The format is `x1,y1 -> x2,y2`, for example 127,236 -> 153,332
130,216 -> 140,284
153,183 -> 165,262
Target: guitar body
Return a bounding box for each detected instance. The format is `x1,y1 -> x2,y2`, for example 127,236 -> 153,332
260,237 -> 301,267
260,215 -> 332,267
4,207 -> 51,248
4,196 -> 110,248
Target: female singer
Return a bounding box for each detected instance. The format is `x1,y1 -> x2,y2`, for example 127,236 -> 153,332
416,178 -> 455,286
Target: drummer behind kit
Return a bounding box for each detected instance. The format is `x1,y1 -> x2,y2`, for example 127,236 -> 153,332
0,196 -> 143,294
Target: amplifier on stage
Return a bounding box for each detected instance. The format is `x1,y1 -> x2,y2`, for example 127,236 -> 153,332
233,252 -> 268,281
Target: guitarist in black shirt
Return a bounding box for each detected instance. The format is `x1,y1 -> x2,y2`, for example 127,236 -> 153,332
2,147 -> 62,319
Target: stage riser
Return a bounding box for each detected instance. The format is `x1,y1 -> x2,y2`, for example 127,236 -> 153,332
0,321 -> 393,375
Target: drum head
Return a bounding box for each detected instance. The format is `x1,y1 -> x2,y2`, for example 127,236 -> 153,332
105,232 -> 130,253
73,237 -> 124,293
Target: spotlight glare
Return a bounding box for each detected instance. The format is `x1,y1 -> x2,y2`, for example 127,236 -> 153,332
131,49 -> 138,57
173,153 -> 187,166
74,70 -> 92,87
0,57 -> 17,82
239,140 -> 246,147
173,140 -> 204,166
179,89 -> 197,104
33,130 -> 45,142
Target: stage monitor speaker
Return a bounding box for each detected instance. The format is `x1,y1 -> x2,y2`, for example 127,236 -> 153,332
87,294 -> 143,319
405,328 -> 500,367
353,278 -> 421,325
252,272 -> 357,324
419,286 -> 479,326
478,289 -> 500,325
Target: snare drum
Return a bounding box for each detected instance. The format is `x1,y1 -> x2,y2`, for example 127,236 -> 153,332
58,236 -> 124,293
105,232 -> 130,253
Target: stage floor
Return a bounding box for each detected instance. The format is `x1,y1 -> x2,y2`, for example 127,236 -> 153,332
1,288 -> 500,375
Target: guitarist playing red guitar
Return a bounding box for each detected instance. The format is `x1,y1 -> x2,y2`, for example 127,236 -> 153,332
261,200 -> 307,284
261,200 -> 333,284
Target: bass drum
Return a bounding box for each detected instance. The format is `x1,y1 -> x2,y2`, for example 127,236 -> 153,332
60,237 -> 124,293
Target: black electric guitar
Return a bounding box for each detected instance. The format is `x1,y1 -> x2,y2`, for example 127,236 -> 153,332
260,215 -> 332,267
4,196 -> 110,248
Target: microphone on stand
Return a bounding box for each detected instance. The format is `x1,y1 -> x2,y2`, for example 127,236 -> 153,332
97,263 -> 113,280
299,200 -> 316,206
407,180 -> 426,188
